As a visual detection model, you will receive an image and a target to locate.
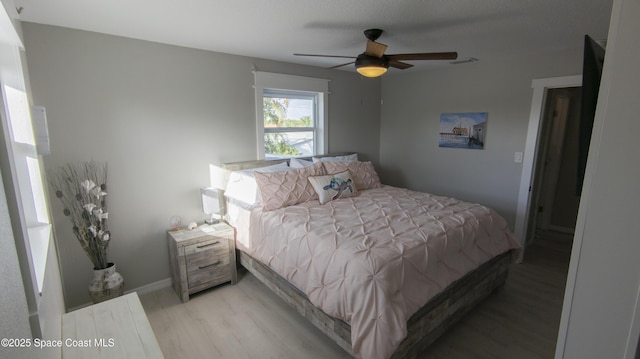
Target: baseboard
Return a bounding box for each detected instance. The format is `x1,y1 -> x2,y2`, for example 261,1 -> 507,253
67,277 -> 172,312
547,225 -> 575,235
125,277 -> 172,296
67,302 -> 92,312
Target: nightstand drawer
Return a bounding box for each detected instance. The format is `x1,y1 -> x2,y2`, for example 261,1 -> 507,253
184,237 -> 229,258
187,261 -> 231,293
185,238 -> 231,291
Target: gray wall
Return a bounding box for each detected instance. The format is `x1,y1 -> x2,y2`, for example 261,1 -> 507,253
379,51 -> 584,229
22,23 -> 381,309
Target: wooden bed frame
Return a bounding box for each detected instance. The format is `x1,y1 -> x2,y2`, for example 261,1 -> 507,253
220,156 -> 514,358
238,249 -> 511,358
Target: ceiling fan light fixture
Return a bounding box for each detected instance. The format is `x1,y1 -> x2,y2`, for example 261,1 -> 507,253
355,55 -> 388,78
357,66 -> 388,77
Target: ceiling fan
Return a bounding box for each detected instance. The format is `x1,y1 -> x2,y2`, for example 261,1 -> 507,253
294,29 -> 458,78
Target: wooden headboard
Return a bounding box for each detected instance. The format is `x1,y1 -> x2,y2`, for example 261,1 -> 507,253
221,158 -> 287,172
220,152 -> 355,172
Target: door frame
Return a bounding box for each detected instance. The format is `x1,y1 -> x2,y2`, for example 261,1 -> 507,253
513,75 -> 582,262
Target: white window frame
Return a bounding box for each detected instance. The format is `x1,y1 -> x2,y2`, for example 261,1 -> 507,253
0,10 -> 55,337
1,53 -> 52,296
254,71 -> 329,159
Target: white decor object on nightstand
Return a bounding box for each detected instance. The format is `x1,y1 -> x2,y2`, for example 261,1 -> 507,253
201,187 -> 222,225
167,222 -> 236,302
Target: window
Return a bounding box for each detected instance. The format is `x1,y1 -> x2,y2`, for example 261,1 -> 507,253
263,90 -> 316,158
254,72 -> 328,159
1,56 -> 52,296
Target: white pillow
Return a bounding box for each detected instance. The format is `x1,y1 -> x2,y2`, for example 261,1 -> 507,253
312,153 -> 358,163
224,161 -> 290,207
289,157 -> 313,169
308,170 -> 358,205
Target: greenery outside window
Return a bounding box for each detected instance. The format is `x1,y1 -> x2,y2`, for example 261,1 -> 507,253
263,90 -> 316,158
254,72 -> 328,159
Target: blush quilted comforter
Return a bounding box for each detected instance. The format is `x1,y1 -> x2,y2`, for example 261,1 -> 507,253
235,185 -> 520,359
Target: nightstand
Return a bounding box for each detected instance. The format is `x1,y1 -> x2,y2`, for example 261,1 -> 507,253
167,222 -> 237,302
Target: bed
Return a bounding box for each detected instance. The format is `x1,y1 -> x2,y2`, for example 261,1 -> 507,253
219,154 -> 520,359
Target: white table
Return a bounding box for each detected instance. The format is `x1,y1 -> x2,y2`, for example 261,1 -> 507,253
62,292 -> 163,358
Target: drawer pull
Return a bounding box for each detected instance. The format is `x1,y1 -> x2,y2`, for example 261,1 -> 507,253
199,260 -> 221,269
197,240 -> 220,249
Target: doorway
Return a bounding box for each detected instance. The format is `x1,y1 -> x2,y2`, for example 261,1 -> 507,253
522,87 -> 582,257
528,87 -> 582,238
514,76 -> 582,262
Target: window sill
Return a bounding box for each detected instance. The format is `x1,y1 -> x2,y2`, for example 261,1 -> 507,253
27,223 -> 52,294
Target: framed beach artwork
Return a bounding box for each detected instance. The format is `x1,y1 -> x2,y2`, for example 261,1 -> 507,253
439,112 -> 487,149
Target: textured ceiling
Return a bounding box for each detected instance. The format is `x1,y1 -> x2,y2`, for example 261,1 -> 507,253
16,0 -> 613,74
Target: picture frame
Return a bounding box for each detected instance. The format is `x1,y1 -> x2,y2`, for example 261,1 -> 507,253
439,112 -> 487,149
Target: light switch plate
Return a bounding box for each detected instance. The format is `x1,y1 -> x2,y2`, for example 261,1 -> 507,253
514,152 -> 523,163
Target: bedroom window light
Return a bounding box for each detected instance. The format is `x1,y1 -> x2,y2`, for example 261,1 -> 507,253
1,81 -> 52,295
254,71 -> 329,159
263,90 -> 316,158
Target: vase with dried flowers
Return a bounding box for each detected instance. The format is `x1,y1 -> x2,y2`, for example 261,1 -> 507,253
49,161 -> 124,303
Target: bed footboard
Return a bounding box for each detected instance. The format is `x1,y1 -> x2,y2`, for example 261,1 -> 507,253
237,249 -> 513,358
392,250 -> 512,358
237,251 -> 353,355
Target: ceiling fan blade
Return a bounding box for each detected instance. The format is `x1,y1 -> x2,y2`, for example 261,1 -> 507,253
365,40 -> 387,58
328,61 -> 355,69
388,60 -> 414,70
386,52 -> 458,61
294,53 -> 356,59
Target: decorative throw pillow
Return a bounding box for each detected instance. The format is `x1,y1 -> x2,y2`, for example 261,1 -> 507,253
308,170 -> 358,205
254,162 -> 325,211
321,161 -> 382,190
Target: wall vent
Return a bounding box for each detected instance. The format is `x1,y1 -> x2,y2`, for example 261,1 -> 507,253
450,57 -> 479,65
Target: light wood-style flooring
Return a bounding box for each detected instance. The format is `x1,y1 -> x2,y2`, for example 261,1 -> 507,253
140,230 -> 572,358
